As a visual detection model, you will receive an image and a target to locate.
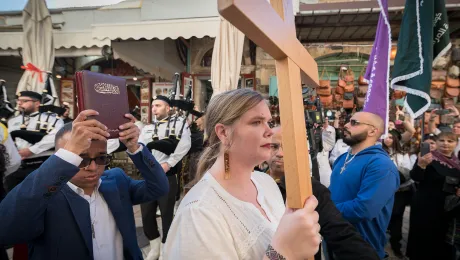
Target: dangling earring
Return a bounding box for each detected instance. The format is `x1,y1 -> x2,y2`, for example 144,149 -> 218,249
224,152 -> 230,180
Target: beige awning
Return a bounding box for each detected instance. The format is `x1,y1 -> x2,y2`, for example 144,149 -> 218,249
0,30 -> 111,51
0,47 -> 106,57
112,39 -> 185,79
91,17 -> 220,41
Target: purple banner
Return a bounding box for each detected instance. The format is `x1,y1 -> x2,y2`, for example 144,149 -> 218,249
363,0 -> 391,136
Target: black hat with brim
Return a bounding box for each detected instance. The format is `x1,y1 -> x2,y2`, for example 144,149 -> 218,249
17,91 -> 41,101
152,95 -> 171,106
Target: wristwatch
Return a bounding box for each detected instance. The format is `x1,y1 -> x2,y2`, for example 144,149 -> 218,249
265,244 -> 286,260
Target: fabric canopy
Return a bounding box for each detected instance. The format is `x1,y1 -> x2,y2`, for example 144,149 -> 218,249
210,17 -> 245,97
112,39 -> 185,80
17,0 -> 58,101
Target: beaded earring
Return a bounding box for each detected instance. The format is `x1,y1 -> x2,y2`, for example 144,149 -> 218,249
224,152 -> 230,180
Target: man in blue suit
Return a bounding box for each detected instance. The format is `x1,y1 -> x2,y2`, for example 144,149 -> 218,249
0,109 -> 169,260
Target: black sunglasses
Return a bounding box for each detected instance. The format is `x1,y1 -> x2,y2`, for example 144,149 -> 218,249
79,155 -> 111,168
350,119 -> 375,128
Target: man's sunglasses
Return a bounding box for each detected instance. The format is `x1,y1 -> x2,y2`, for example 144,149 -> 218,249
350,119 -> 375,128
79,155 -> 111,168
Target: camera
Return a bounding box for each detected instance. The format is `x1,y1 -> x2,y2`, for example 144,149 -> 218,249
304,97 -> 324,155
443,176 -> 460,194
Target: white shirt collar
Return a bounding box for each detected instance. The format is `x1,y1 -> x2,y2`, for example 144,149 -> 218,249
67,179 -> 102,196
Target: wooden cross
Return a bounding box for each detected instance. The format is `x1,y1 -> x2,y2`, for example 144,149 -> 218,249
218,0 -> 319,209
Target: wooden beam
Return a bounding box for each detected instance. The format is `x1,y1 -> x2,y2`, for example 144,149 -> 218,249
219,0 -> 319,87
300,37 -> 387,43
271,0 -> 311,209
277,57 -> 312,208
299,0 -> 460,12
297,20 -> 394,28
297,17 -> 460,28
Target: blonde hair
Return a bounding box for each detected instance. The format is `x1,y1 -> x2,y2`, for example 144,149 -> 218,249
195,89 -> 264,183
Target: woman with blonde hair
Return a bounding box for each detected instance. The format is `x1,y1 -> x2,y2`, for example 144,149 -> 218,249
164,89 -> 321,259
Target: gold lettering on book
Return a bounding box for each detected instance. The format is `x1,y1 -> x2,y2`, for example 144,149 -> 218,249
94,83 -> 121,95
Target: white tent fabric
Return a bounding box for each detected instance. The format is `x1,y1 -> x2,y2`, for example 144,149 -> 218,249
16,0 -> 57,101
112,39 -> 185,80
210,17 -> 245,97
0,31 -> 111,51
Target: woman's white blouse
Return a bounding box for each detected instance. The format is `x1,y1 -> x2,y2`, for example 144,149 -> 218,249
164,171 -> 285,260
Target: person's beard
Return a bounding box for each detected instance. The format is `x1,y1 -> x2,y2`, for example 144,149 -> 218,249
269,164 -> 284,179
343,129 -> 368,147
154,111 -> 169,121
20,106 -> 36,116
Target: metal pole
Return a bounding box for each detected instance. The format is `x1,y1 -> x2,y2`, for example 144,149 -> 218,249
420,113 -> 425,142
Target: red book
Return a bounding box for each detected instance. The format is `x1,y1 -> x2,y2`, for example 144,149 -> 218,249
75,71 -> 130,139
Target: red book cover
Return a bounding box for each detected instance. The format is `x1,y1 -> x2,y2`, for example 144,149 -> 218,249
75,71 -> 130,139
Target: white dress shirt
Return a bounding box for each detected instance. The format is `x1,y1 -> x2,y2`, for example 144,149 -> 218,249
54,146 -> 143,260
138,116 -> 191,167
322,125 -> 336,153
8,112 -> 64,158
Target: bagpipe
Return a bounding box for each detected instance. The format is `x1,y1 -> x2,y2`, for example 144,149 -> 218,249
147,73 -> 203,156
10,72 -> 66,145
0,80 -> 16,126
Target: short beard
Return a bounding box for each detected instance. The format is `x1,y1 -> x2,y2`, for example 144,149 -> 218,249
343,131 -> 368,147
155,113 -> 168,121
269,165 -> 284,179
21,107 -> 37,116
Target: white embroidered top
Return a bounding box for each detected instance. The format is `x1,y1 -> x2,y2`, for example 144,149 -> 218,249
164,171 -> 285,260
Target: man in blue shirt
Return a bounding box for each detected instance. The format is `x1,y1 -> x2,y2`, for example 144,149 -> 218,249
329,112 -> 399,259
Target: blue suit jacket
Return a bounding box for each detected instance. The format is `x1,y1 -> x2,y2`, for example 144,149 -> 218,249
0,145 -> 169,260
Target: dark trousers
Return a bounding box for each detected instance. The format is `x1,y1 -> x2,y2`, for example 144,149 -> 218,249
5,157 -> 47,192
141,174 -> 178,243
388,189 -> 412,254
0,199 -> 7,260
0,247 -> 7,260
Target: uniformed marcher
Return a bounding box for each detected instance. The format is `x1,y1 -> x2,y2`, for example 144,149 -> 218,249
5,91 -> 64,190
0,122 -> 21,178
139,95 -> 191,260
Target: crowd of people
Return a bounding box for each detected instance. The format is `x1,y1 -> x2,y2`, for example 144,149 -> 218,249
0,87 -> 459,260
306,100 -> 460,259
